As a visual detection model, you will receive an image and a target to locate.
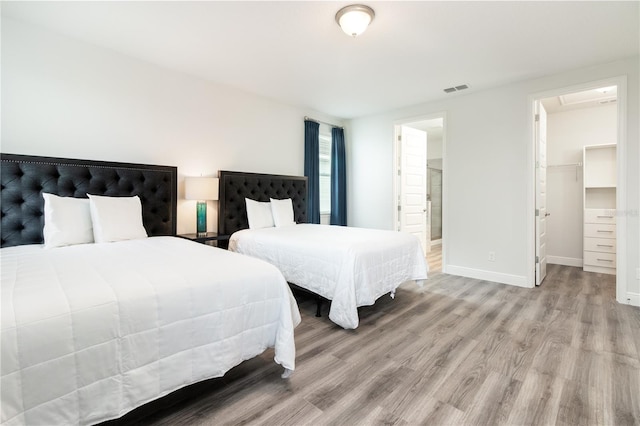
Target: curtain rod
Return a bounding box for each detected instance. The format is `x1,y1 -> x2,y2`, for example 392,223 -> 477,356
304,116 -> 343,129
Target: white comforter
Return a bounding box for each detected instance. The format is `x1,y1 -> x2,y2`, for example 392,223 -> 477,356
1,237 -> 300,426
229,224 -> 428,329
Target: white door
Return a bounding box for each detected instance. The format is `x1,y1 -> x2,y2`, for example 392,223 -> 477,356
535,102 -> 548,285
399,126 -> 429,253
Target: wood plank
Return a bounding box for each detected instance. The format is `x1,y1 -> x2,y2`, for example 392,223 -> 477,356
461,370 -> 522,426
506,370 -> 564,426
108,263 -> 639,426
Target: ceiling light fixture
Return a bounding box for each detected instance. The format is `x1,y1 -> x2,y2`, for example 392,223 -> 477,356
335,4 -> 375,37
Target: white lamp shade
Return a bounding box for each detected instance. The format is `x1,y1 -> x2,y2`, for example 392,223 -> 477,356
336,5 -> 374,37
185,177 -> 218,201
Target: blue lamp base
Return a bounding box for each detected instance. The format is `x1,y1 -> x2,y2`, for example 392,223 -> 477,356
196,201 -> 207,236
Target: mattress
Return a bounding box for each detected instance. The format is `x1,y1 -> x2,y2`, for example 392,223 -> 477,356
229,224 -> 428,329
0,237 -> 300,425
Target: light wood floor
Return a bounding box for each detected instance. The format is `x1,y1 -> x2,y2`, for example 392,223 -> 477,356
427,243 -> 442,274
116,259 -> 640,426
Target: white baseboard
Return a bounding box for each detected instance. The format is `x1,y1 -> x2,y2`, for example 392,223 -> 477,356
445,265 -> 531,288
547,256 -> 582,267
444,264 -> 637,306
622,292 -> 640,307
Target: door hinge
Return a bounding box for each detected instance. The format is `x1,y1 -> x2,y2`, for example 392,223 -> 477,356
397,169 -> 401,176
535,209 -> 540,217
535,114 -> 540,122
398,134 -> 402,142
535,256 -> 539,264
398,205 -> 401,212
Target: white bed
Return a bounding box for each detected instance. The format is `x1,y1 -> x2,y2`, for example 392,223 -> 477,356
229,224 -> 428,329
1,237 -> 300,426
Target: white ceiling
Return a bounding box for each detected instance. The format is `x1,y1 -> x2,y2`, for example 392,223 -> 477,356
3,1 -> 638,119
404,118 -> 443,140
541,86 -> 618,114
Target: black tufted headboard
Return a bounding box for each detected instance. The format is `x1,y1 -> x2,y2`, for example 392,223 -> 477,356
218,171 -> 307,236
1,153 -> 177,248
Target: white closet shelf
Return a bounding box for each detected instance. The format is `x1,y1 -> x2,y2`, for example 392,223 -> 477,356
583,144 -> 616,276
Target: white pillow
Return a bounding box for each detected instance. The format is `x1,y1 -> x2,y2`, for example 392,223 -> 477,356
245,198 -> 274,229
42,193 -> 94,248
270,198 -> 296,227
88,194 -> 148,243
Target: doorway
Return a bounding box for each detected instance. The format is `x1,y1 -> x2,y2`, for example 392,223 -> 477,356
531,77 -> 626,299
394,114 -> 446,270
428,163 -> 443,243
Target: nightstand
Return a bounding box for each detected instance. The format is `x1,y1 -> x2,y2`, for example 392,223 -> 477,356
176,232 -> 230,249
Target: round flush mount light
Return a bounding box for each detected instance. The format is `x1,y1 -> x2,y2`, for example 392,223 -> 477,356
335,4 -> 375,37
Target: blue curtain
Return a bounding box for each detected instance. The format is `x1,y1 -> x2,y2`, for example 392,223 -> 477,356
304,120 -> 321,224
330,127 -> 347,226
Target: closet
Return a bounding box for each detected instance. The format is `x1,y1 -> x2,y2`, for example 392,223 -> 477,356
583,144 -> 616,274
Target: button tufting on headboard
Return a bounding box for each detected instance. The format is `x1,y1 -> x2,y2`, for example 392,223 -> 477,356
1,154 -> 178,248
218,171 -> 308,236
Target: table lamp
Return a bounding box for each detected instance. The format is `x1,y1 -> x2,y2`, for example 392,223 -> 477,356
185,177 -> 218,236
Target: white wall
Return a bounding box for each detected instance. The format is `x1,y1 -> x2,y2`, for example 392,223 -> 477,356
546,104 -> 617,266
1,17 -> 341,234
349,87 -> 532,285
347,57 -> 639,302
2,18 -> 639,303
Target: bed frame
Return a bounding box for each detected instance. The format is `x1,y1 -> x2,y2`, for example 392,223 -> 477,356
1,153 -> 177,248
218,170 -> 327,316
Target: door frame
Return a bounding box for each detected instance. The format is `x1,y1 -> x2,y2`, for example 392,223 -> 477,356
534,100 -> 548,286
393,112 -> 448,270
527,76 -> 627,301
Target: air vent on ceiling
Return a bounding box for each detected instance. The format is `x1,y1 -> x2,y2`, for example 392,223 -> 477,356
444,84 -> 469,94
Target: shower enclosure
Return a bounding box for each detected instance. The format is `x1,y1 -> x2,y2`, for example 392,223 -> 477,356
428,167 -> 442,241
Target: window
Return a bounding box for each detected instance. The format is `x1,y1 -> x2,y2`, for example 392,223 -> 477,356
319,124 -> 332,214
